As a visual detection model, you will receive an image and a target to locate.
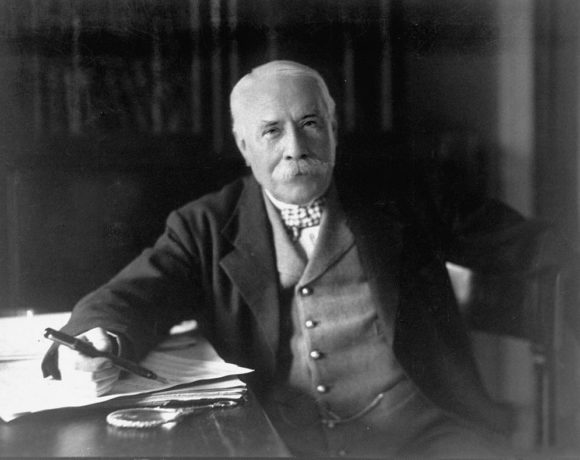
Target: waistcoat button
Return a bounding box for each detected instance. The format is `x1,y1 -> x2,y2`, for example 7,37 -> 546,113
299,286 -> 313,296
309,350 -> 323,360
316,384 -> 329,394
304,319 -> 317,328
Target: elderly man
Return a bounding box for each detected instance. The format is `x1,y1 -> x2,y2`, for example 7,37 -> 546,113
43,60 -> 529,457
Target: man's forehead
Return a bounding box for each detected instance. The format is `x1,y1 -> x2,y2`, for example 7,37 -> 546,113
239,75 -> 325,119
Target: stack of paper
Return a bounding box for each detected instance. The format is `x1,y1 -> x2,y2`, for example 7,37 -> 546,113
0,333 -> 253,422
102,377 -> 248,410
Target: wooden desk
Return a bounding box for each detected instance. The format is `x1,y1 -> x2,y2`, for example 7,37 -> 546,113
0,314 -> 290,457
0,391 -> 289,457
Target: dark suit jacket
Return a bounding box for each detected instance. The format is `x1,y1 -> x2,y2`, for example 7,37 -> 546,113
43,172 -> 551,433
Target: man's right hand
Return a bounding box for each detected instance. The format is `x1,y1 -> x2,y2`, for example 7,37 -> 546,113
57,327 -> 121,397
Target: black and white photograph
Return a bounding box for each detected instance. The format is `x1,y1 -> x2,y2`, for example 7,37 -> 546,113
0,0 -> 578,458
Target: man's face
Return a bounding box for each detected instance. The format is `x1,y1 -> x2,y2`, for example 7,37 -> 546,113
234,75 -> 337,205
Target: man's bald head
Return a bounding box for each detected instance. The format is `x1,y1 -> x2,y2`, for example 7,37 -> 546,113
230,60 -> 336,138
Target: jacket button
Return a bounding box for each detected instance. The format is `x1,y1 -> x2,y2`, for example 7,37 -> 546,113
323,419 -> 336,428
316,384 -> 329,394
299,286 -> 313,296
309,350 -> 323,360
305,319 -> 317,329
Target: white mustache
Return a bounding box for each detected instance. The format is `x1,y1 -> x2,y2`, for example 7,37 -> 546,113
272,158 -> 331,181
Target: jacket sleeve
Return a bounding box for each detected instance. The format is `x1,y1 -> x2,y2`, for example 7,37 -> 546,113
442,198 -> 555,274
430,194 -> 579,339
42,209 -> 204,378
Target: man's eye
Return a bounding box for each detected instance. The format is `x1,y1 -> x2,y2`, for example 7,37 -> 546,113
262,128 -> 279,137
303,120 -> 318,128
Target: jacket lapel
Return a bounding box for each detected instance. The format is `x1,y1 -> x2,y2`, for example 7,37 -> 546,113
340,189 -> 405,344
300,186 -> 355,286
219,177 -> 280,372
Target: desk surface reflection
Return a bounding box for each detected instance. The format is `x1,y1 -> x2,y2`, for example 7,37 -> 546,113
0,390 -> 289,457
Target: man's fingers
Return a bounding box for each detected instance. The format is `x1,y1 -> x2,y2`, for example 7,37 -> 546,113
57,327 -> 120,377
78,327 -> 114,353
58,327 -> 115,371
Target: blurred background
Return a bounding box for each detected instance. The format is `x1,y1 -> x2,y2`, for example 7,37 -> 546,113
0,0 -> 578,453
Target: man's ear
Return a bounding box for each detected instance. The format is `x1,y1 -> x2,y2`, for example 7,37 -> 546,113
331,117 -> 338,145
233,131 -> 250,166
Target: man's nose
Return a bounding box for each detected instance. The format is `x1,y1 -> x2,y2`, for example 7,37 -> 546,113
283,126 -> 308,160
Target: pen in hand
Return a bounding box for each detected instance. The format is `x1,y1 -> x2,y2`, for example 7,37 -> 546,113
44,328 -> 169,384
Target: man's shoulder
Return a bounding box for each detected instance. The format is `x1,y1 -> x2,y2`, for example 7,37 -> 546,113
174,174 -> 254,222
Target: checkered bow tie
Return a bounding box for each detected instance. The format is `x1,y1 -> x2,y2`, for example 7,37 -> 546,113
279,198 -> 325,241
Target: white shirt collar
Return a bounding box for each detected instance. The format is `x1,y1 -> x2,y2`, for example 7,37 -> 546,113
263,189 -> 326,211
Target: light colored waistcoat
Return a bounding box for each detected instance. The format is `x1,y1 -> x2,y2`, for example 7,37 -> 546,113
264,189 -> 415,421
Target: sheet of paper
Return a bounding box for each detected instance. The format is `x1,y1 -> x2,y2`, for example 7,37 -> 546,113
0,349 -> 253,422
110,351 -> 253,392
0,312 -> 71,361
